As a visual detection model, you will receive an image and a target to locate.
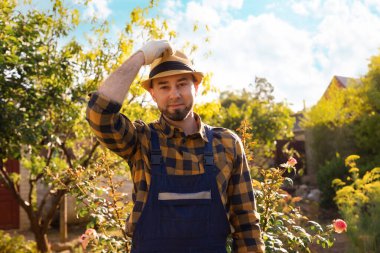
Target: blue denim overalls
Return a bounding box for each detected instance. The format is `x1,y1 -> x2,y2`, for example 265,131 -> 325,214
131,125 -> 231,253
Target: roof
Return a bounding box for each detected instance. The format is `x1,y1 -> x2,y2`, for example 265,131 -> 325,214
334,75 -> 361,88
335,76 -> 350,87
321,75 -> 361,100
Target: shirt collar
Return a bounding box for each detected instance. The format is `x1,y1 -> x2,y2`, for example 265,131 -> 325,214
157,113 -> 208,142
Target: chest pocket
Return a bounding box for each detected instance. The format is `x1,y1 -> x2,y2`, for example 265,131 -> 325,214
157,174 -> 211,238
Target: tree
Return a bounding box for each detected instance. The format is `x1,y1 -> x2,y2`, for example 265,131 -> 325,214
218,77 -> 295,170
0,0 -> 180,251
0,0 -> 103,251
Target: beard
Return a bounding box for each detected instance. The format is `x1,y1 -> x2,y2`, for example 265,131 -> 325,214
160,103 -> 193,121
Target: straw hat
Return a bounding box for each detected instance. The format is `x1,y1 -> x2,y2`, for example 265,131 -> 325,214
141,50 -> 204,90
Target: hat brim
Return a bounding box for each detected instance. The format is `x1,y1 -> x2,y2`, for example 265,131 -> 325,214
141,70 -> 204,90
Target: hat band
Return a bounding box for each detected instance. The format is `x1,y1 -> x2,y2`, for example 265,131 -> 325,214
149,61 -> 194,78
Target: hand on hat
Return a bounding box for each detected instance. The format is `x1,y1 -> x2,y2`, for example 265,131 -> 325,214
139,40 -> 173,65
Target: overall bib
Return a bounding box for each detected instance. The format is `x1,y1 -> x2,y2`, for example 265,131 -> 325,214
131,125 -> 231,253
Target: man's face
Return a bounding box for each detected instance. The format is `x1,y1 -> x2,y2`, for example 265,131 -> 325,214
150,73 -> 199,121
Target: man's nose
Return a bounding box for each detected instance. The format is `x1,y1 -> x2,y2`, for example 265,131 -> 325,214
169,87 -> 180,98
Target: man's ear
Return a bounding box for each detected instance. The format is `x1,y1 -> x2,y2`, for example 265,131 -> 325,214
194,83 -> 200,95
149,88 -> 156,102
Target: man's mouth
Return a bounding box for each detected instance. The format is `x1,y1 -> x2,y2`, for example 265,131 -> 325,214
168,104 -> 183,108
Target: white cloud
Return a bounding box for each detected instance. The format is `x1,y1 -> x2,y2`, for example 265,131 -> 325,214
196,14 -> 318,110
84,0 -> 112,20
161,0 -> 380,111
291,2 -> 309,16
201,0 -> 243,10
163,0 -> 241,29
289,0 -> 322,17
365,0 -> 380,13
313,1 -> 380,76
162,0 -> 183,17
185,1 -> 221,26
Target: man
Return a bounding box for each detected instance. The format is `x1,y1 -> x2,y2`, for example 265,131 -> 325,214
86,40 -> 265,252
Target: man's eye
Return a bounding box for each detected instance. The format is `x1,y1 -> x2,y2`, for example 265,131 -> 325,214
160,86 -> 169,90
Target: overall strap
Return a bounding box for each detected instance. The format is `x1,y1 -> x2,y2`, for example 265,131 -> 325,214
149,125 -> 165,175
203,125 -> 216,174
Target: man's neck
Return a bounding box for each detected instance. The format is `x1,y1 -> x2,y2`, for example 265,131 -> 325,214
163,112 -> 198,136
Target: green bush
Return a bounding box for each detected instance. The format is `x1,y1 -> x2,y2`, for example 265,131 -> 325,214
0,230 -> 37,253
334,155 -> 380,253
317,154 -> 347,208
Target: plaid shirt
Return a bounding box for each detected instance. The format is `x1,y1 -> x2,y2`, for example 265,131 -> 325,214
86,92 -> 265,252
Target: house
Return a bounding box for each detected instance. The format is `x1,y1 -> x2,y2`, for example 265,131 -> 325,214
275,75 -> 361,186
303,75 -> 360,185
321,75 -> 361,100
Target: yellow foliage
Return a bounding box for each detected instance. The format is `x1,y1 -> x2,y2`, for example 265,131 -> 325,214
193,23 -> 199,32
348,167 -> 359,174
345,154 -> 360,167
168,30 -> 176,39
130,8 -> 143,24
251,179 -> 261,188
334,156 -> 380,218
291,196 -> 302,203
332,178 -> 346,188
194,101 -> 221,123
71,9 -> 80,26
303,82 -> 369,128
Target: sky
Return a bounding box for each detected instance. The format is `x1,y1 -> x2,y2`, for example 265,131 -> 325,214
74,0 -> 380,111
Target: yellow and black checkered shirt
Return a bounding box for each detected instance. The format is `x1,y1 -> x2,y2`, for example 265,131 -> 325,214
86,92 -> 265,252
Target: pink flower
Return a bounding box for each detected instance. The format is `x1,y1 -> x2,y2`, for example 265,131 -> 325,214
79,234 -> 90,250
85,228 -> 98,240
287,157 -> 297,167
333,219 -> 347,233
79,228 -> 98,250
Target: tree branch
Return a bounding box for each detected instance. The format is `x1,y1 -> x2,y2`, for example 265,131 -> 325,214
42,189 -> 66,232
45,146 -> 55,167
59,142 -> 73,169
127,94 -> 136,104
28,176 -> 35,211
37,187 -> 52,218
80,141 -> 100,168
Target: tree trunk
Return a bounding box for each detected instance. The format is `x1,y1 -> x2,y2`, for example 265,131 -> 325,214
31,223 -> 50,253
35,233 -> 50,253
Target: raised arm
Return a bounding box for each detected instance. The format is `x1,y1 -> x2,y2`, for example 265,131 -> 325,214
98,40 -> 173,103
86,40 -> 173,160
98,51 -> 144,104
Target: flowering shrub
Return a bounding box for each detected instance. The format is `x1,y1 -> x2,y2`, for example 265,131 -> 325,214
333,155 -> 380,252
49,150 -> 132,252
252,158 -> 338,252
237,120 -> 343,251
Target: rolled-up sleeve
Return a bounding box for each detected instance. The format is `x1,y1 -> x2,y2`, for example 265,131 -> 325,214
228,137 -> 265,253
86,92 -> 140,161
